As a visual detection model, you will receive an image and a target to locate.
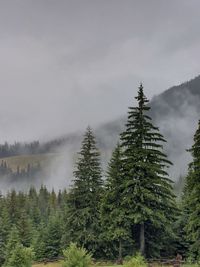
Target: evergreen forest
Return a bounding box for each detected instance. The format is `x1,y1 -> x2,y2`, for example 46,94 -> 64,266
0,85 -> 200,266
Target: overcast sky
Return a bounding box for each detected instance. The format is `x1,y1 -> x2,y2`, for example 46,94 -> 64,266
0,0 -> 200,142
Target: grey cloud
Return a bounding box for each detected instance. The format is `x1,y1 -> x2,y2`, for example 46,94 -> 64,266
0,1 -> 199,142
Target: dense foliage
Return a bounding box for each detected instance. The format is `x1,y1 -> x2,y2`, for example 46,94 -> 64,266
0,186 -> 66,264
125,253 -> 147,267
119,85 -> 177,257
101,144 -> 132,261
62,127 -> 103,258
181,121 -> 200,261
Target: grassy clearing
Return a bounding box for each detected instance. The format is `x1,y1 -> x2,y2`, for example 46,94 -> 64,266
33,262 -> 199,267
32,263 -> 121,267
1,153 -> 63,171
33,263 -> 61,267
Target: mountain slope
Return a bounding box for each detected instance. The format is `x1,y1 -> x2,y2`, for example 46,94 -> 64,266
1,75 -> 200,191
95,75 -> 200,180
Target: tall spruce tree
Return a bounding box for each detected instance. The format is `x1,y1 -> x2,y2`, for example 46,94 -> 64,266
120,84 -> 177,256
183,120 -> 200,260
63,127 -> 103,257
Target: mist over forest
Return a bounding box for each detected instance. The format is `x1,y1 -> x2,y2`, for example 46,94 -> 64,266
0,0 -> 199,194
0,75 -> 199,192
1,1 -> 200,265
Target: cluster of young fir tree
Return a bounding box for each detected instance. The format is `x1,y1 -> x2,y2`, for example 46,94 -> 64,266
1,85 -> 199,264
0,185 -> 69,266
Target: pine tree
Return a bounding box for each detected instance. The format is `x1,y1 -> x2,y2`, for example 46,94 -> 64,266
17,210 -> 33,247
49,189 -> 57,211
120,84 -> 177,257
183,120 -> 200,260
7,189 -> 19,225
0,207 -> 11,265
32,223 -> 46,261
4,243 -> 34,267
64,127 -> 103,257
43,214 -> 62,260
4,225 -> 21,265
38,185 -> 50,222
101,144 -> 131,261
28,187 -> 41,226
62,243 -> 92,267
172,201 -> 189,258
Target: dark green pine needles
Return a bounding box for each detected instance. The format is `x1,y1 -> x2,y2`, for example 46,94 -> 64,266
183,120 -> 200,260
64,127 -> 103,257
120,84 -> 177,257
101,144 -> 131,261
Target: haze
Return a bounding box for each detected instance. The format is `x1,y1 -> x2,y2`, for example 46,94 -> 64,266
0,0 -> 200,142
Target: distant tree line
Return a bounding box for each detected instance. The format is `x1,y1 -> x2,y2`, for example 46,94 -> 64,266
0,85 -> 199,265
0,138 -> 70,158
0,141 -> 41,158
0,160 -> 41,183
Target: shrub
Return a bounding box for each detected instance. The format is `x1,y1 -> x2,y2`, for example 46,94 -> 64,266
125,253 -> 147,267
62,242 -> 92,267
4,243 -> 34,267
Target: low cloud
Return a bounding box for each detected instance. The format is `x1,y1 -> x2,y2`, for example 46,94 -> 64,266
0,1 -> 199,141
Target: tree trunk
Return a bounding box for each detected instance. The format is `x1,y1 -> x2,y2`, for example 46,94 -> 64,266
117,239 -> 123,265
139,222 -> 145,256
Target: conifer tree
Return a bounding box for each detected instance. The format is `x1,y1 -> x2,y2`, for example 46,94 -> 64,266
28,187 -> 41,226
38,185 -> 50,222
0,207 -> 11,265
49,189 -> 57,211
4,243 -> 34,267
64,127 -> 103,257
7,190 -> 19,225
4,225 -> 21,265
101,144 -> 131,261
17,211 -> 33,247
32,223 -> 46,261
120,84 -> 177,256
43,214 -> 62,259
183,120 -> 200,260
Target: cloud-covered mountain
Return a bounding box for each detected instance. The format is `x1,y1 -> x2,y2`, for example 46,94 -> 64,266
95,75 -> 200,180
49,75 -> 200,187
1,75 -> 200,192
150,75 -> 200,178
